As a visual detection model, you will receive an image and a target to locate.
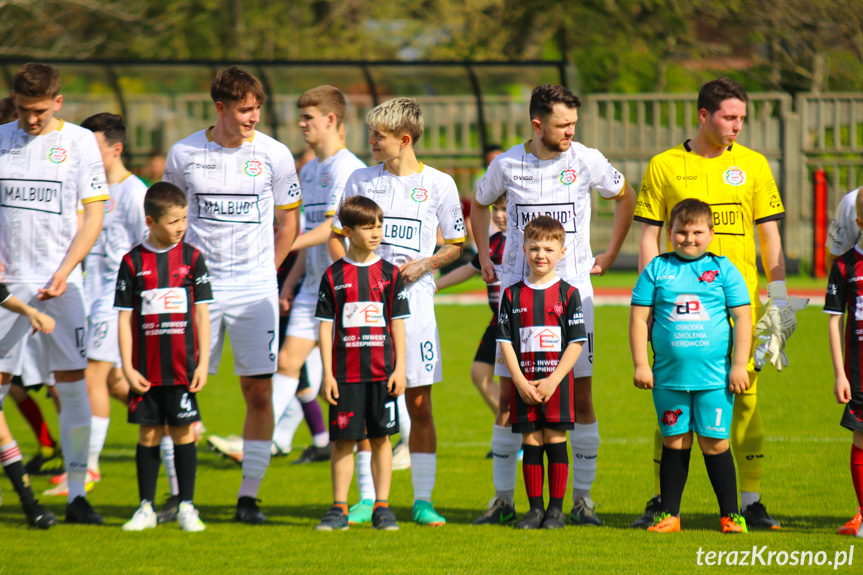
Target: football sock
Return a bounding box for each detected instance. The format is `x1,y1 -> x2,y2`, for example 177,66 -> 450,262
852,444 -> 863,507
732,392 -> 763,493
522,444 -> 545,511
56,380 -> 92,503
304,348 -> 323,392
570,421 -> 599,501
136,444 -> 161,503
334,502 -> 349,515
491,425 -> 520,507
299,394 -> 328,447
704,449 -> 738,517
271,373 -> 298,421
356,450 -> 375,501
546,441 -> 568,513
659,445 -> 691,517
160,435 -> 179,496
239,440 -> 271,499
397,394 -> 411,444
15,394 -> 55,448
374,500 -> 389,510
273,397 -> 302,453
653,425 -> 663,496
1,441 -> 36,507
87,415 -> 109,473
411,452 -> 437,503
174,441 -> 197,503
740,491 -> 759,510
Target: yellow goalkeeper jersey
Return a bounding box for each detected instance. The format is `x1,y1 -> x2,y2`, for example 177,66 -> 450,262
634,140 -> 785,309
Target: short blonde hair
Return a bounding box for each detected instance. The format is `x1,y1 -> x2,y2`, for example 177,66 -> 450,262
366,97 -> 423,145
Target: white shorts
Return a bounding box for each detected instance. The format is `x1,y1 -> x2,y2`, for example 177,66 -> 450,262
284,295 -> 319,342
404,281 -> 443,388
208,288 -> 279,377
86,310 -> 121,365
495,274 -> 595,379
0,282 -> 87,375
20,331 -> 53,386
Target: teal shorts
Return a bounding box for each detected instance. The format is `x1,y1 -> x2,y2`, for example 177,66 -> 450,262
652,387 -> 734,439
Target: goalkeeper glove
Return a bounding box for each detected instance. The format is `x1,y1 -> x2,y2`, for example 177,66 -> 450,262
752,281 -> 809,372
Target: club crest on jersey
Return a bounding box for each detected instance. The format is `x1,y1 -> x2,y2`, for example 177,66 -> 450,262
722,166 -> 746,186
550,302 -> 565,317
334,411 -> 354,429
670,294 -> 710,321
47,147 -> 67,163
104,198 -> 116,213
559,169 -> 577,185
698,270 -> 719,283
319,171 -> 331,188
411,187 -> 429,202
173,264 -> 191,278
244,160 -> 263,177
661,409 -> 682,426
374,279 -> 390,292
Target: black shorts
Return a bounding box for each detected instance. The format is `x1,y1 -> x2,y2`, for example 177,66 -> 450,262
511,420 -> 574,434
840,398 -> 863,433
510,381 -> 576,434
473,323 -> 497,365
128,386 -> 201,427
328,381 -> 398,441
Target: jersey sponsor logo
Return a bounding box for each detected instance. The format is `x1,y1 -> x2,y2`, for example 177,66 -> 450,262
670,294 -> 710,321
515,202 -> 576,234
676,175 -> 698,181
607,166 -> 622,185
722,166 -> 746,186
141,287 -> 188,315
287,181 -> 301,201
826,283 -> 837,295
519,326 -> 562,352
244,159 -> 263,177
499,311 -> 508,325
343,301 -> 386,328
0,179 -> 63,214
559,169 -> 577,185
411,187 -> 429,202
90,169 -> 108,191
454,217 -> 465,233
450,205 -> 462,219
513,175 -> 533,181
303,202 -> 327,230
117,279 -> 128,292
661,409 -> 682,426
196,193 -> 262,224
382,217 -> 422,252
195,274 -> 210,286
698,270 -> 719,283
47,147 -> 68,163
855,295 -> 863,321
710,202 -> 744,236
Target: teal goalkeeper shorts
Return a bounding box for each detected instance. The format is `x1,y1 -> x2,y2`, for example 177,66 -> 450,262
652,387 -> 734,439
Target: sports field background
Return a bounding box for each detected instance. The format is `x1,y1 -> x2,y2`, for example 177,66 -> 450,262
0,274 -> 856,573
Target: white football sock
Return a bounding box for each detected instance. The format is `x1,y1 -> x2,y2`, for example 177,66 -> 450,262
571,421 -> 600,500
87,416 -> 109,472
356,450 -> 375,501
239,440 -> 271,499
491,425 -> 521,506
272,374 -> 299,420
305,347 -> 323,392
56,380 -> 91,503
397,394 -> 411,444
411,452 -> 437,503
161,434 -> 179,496
741,491 -> 760,510
272,397 -> 302,453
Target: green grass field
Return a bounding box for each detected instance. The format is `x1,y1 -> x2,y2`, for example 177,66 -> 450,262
0,304 -> 857,574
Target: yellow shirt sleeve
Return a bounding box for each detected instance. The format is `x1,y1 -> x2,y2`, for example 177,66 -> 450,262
751,155 -> 785,223
634,157 -> 666,226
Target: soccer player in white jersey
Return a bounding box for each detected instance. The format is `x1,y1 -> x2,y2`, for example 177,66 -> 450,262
0,63 -> 109,524
78,113 -> 148,488
163,67 -> 301,524
826,187 -> 862,270
472,84 -> 636,526
329,98 -> 466,526
271,86 -> 366,466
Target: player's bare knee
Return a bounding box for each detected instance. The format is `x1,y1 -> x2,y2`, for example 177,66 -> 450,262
333,439 -> 355,456
241,379 -> 273,410
368,435 -> 390,451
853,430 -> 863,450
698,435 -> 728,455
139,425 -> 164,446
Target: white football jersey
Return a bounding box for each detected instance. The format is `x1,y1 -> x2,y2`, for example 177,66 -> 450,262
84,172 -> 148,315
332,163 -> 466,290
475,141 -> 625,284
296,148 -> 366,302
827,188 -> 861,257
163,128 -> 301,292
0,120 -> 109,284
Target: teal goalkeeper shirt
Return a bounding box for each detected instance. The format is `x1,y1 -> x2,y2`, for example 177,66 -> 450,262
631,252 -> 750,390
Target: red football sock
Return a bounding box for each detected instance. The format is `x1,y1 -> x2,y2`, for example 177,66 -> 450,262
545,442 -> 569,513
851,444 -> 863,508
15,395 -> 55,448
522,444 -> 545,510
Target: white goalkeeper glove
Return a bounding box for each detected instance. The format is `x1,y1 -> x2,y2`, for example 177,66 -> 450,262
752,281 -> 809,372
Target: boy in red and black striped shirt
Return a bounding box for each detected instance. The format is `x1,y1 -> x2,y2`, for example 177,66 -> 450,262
497,216 -> 586,530
315,196 -> 409,531
115,182 -> 213,532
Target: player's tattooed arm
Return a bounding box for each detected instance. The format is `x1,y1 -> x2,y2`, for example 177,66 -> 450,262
399,243 -> 463,284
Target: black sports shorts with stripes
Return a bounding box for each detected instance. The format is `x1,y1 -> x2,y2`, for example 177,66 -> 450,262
128,386 -> 201,427
328,381 -> 398,441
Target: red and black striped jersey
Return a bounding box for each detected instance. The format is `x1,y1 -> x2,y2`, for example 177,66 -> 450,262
315,256 -> 410,384
114,241 -> 213,386
497,278 -> 586,422
471,231 -> 506,325
825,246 -> 863,391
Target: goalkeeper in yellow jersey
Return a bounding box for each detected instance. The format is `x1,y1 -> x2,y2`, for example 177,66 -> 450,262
632,77 -> 806,530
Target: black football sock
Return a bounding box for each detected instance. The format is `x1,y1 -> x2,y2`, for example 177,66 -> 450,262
174,441 -> 197,503
3,460 -> 37,508
522,444 -> 545,511
545,442 -> 569,513
136,444 -> 161,503
659,445 -> 691,517
704,449 -> 738,517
